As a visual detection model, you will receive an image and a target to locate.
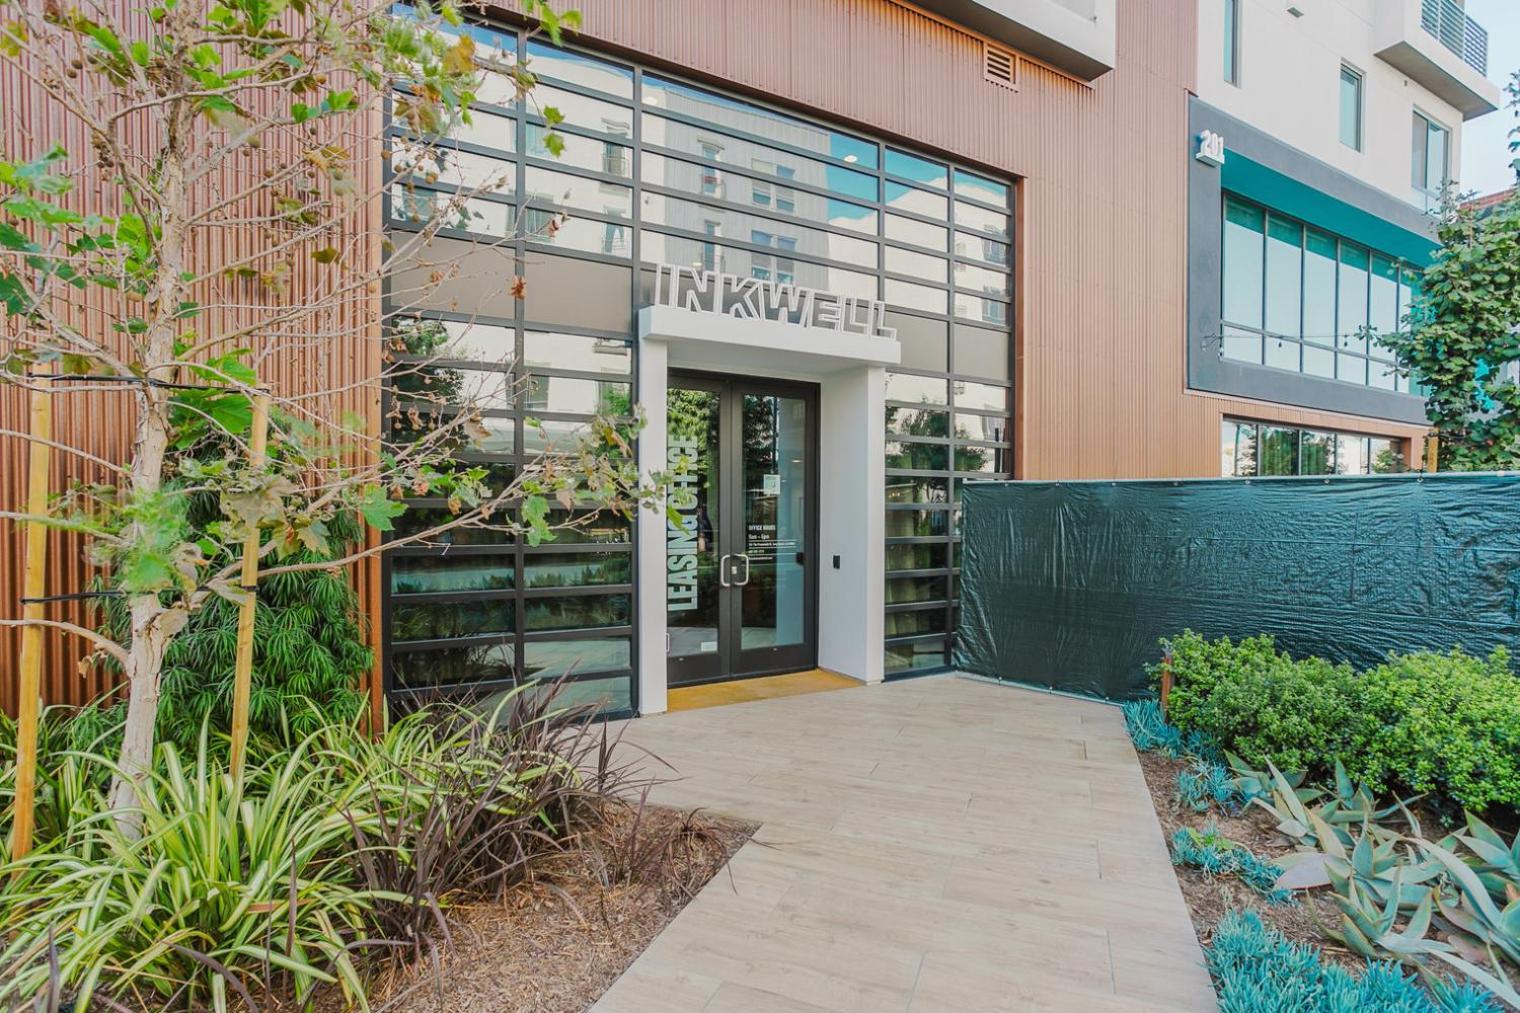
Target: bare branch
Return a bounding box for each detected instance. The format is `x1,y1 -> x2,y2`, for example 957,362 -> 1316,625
0,618 -> 127,665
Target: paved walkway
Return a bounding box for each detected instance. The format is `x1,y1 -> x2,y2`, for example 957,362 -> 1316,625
594,674 -> 1216,1013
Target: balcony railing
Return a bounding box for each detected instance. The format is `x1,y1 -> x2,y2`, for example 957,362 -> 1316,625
1420,0 -> 1488,76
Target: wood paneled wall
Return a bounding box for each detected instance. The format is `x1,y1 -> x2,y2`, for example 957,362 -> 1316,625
0,31 -> 386,713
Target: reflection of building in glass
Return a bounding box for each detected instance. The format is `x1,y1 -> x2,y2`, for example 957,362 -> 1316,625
381,17 -> 1015,706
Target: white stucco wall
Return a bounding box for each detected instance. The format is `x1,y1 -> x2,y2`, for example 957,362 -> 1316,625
1197,0 -> 1470,207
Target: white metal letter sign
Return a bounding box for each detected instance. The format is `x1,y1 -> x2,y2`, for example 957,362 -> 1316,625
651,263 -> 897,340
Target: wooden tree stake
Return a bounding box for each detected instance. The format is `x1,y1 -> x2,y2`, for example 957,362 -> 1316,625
229,392 -> 271,781
11,367 -> 52,862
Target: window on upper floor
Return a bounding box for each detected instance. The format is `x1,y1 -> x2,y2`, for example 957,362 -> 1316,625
1220,195 -> 1424,395
1339,65 -> 1363,151
1223,0 -> 1241,86
1411,111 -> 1451,209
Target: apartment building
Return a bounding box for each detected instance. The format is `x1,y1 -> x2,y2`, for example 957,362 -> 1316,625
3,0 -> 1506,718
1195,0 -> 1501,478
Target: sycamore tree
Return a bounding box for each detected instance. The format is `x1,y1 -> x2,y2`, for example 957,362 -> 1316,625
1383,71 -> 1520,471
0,0 -> 656,831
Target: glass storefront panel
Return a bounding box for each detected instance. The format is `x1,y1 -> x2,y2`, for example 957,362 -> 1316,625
641,74 -> 878,168
523,552 -> 631,588
522,332 -> 631,374
526,39 -> 634,98
524,593 -> 631,632
1219,197 -> 1419,394
886,213 -> 949,251
885,373 -> 949,406
885,637 -> 948,673
1221,418 -> 1406,477
885,543 -> 949,572
391,318 -> 515,364
641,189 -> 877,268
887,406 -> 949,438
884,476 -> 949,504
639,129 -> 880,207
886,148 -> 948,189
393,599 -> 515,643
954,169 -> 1008,206
526,124 -> 632,178
391,556 -> 515,595
886,575 -> 949,605
385,28 -> 1014,701
523,165 -> 633,217
392,642 -> 514,690
522,637 -> 632,679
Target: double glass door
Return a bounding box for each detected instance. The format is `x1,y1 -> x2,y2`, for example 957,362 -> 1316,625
666,374 -> 817,687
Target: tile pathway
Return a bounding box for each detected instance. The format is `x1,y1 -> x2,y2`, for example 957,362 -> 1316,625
593,674 -> 1216,1013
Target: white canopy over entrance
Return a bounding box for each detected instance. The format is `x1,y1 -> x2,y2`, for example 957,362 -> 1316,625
636,285 -> 900,714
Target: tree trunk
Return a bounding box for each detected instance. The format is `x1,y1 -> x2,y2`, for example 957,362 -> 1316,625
106,84 -> 194,837
108,597 -> 185,829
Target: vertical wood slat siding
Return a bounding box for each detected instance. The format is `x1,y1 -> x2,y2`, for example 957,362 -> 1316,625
0,33 -> 385,713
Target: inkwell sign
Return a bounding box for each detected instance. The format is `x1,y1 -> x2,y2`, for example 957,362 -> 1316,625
650,262 -> 897,340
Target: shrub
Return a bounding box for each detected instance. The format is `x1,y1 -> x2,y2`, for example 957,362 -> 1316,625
327,685 -> 623,964
98,504 -> 370,754
1205,910 -> 1498,1013
1347,647 -> 1520,811
0,682 -> 635,1010
0,736 -> 378,1011
1158,631 -> 1361,776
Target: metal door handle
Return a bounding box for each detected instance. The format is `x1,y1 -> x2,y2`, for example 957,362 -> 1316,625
735,553 -> 751,586
718,553 -> 731,588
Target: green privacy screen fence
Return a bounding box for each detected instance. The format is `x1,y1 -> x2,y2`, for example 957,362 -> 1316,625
954,474 -> 1520,702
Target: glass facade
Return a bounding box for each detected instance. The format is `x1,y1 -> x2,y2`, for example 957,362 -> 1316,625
1220,195 -> 1421,394
1220,419 -> 1407,477
383,19 -> 1015,701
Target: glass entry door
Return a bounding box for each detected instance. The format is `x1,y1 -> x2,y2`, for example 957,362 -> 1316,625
666,374 -> 817,687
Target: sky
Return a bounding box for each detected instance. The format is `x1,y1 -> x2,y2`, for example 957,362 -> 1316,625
1459,0 -> 1519,197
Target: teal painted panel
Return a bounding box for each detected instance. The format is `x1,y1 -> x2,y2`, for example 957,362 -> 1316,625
1221,152 -> 1437,265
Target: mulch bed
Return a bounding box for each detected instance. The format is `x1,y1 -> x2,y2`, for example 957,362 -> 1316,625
1137,751 -> 1354,965
297,803 -> 756,1013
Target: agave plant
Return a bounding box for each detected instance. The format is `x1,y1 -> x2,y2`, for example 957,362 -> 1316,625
1244,760 -> 1420,854
1259,772 -> 1520,1007
1417,836 -> 1520,1006
1442,814 -> 1520,904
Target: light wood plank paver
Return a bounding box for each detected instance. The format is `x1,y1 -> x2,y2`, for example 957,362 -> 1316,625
593,675 -> 1216,1013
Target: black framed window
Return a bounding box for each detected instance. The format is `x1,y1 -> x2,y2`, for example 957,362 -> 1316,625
384,16 -> 1014,697
1220,418 -> 1408,477
1220,195 -> 1423,396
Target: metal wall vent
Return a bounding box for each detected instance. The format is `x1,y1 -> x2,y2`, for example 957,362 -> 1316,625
983,43 -> 1017,89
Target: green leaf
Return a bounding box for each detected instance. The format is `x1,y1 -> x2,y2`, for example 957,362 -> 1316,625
356,485 -> 405,532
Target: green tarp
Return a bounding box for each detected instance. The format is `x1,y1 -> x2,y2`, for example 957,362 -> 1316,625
954,474 -> 1520,702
